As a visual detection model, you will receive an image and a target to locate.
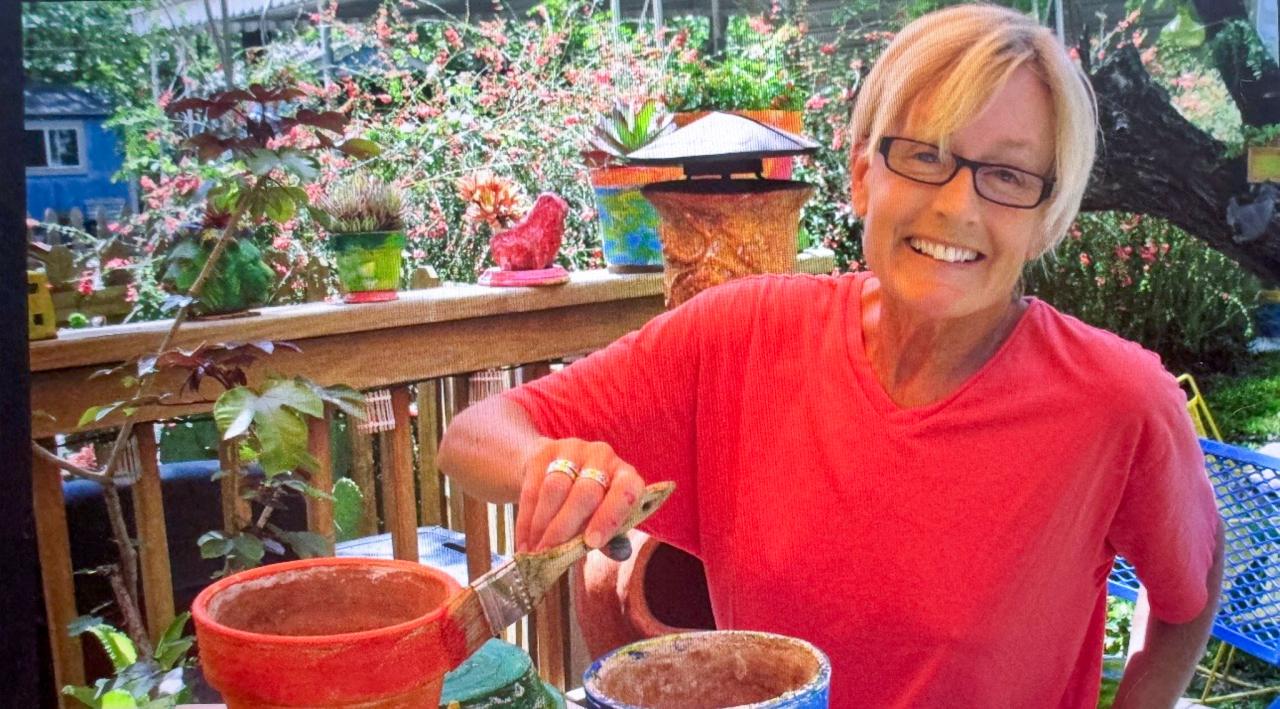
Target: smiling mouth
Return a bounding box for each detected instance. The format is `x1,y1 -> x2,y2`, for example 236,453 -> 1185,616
907,237 -> 985,264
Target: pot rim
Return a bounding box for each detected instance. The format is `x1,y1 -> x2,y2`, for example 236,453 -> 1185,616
582,629 -> 831,709
192,557 -> 461,646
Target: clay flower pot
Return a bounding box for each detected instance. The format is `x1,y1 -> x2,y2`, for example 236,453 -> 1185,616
192,557 -> 464,708
333,231 -> 405,303
582,630 -> 831,708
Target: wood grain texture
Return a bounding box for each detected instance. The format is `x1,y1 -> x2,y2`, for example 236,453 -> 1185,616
305,412 -> 335,554
534,577 -> 570,691
415,380 -> 445,528
381,386 -> 418,562
132,425 -> 175,642
32,446 -> 84,706
445,375 -> 470,533
463,494 -> 492,581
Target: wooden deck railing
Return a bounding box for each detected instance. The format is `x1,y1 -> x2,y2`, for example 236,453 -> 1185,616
29,253 -> 834,705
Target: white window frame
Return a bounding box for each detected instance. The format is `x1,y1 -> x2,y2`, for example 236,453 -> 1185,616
25,120 -> 88,176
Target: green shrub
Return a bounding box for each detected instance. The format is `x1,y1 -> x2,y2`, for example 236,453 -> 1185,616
1025,212 -> 1261,376
1203,352 -> 1280,446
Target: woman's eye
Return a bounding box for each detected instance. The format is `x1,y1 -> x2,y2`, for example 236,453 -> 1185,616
911,151 -> 940,164
992,169 -> 1024,185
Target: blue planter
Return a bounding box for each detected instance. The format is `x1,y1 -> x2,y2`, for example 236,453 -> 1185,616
1258,296 -> 1280,338
593,185 -> 665,273
582,630 -> 830,708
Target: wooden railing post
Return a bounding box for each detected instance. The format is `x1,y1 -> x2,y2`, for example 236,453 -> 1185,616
33,441 -> 84,707
415,379 -> 446,528
305,408 -> 335,555
131,425 -> 175,642
381,386 -> 418,561
444,374 -> 470,532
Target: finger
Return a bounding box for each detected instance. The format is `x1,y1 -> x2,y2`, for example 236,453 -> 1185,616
515,441 -> 556,553
536,464 -> 612,550
584,463 -> 645,548
527,458 -> 579,551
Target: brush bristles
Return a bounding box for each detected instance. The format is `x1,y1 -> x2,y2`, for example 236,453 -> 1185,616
444,588 -> 494,659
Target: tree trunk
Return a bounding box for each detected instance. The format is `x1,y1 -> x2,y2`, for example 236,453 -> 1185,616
1083,45 -> 1280,285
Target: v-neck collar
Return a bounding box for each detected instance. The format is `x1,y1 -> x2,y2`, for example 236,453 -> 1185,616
842,272 -> 1040,422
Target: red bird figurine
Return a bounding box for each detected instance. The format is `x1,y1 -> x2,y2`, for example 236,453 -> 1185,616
488,192 -> 570,271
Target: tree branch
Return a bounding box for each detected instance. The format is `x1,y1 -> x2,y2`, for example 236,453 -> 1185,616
1192,0 -> 1280,126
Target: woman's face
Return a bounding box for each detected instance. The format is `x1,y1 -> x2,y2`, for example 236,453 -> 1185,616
851,65 -> 1056,321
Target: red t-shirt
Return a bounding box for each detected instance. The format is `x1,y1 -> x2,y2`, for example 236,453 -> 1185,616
505,272 -> 1218,707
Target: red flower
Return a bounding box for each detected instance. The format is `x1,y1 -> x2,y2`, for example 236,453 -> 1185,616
820,43 -> 837,56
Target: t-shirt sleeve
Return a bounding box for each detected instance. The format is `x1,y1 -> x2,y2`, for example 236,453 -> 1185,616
502,291 -> 709,555
1106,369 -> 1220,624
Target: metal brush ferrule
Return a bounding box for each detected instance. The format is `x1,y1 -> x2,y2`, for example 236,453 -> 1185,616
472,561 -> 534,635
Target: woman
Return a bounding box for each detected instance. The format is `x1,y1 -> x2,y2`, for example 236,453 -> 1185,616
439,4 -> 1222,706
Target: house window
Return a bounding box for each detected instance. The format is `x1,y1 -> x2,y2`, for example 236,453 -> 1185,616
25,121 -> 87,174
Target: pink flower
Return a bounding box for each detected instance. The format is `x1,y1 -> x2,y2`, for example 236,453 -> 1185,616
749,15 -> 772,33
412,248 -> 426,259
76,271 -> 94,296
805,95 -> 829,111
104,258 -> 131,270
139,175 -> 157,192
125,284 -> 138,303
67,445 -> 97,470
273,235 -> 293,251
444,27 -> 463,49
1095,276 -> 1107,287
1114,245 -> 1133,260
820,42 -> 837,56
1079,252 -> 1091,267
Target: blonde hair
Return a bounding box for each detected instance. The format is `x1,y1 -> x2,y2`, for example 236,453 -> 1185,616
848,3 -> 1097,255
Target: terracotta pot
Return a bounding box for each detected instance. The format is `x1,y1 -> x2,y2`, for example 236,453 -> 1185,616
642,179 -> 815,308
192,557 -> 464,708
674,110 -> 804,180
589,165 -> 684,273
573,530 -> 715,660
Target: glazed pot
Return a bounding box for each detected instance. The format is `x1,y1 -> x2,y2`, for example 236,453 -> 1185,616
192,557 -> 464,708
673,110 -> 804,180
642,179 -> 814,308
333,231 -> 405,303
589,165 -> 684,273
582,630 -> 831,709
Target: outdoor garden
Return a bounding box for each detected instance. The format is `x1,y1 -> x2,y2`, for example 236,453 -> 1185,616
21,0 -> 1280,706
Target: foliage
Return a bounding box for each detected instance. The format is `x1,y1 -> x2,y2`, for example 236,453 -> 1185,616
663,14 -> 807,112
586,98 -> 675,160
1203,352 -> 1280,446
63,613 -> 194,708
315,173 -> 405,234
333,477 -> 366,543
1024,212 -> 1261,376
22,1 -> 153,106
161,235 -> 274,315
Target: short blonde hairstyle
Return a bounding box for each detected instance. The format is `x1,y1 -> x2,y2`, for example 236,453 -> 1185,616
848,3 -> 1097,255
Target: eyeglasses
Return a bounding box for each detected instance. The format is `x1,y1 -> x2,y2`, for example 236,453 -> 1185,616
878,137 -> 1055,209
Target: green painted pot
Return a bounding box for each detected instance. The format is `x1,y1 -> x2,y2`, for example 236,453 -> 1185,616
333,231 -> 405,303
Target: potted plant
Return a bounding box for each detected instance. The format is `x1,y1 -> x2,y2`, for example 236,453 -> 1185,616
584,98 -> 683,273
161,208 -> 274,318
316,173 -> 407,303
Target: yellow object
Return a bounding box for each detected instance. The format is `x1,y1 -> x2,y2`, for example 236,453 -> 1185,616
1177,374 -> 1222,441
27,270 -> 57,340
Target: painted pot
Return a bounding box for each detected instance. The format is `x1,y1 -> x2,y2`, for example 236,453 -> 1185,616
1258,290 -> 1280,338
674,110 -> 804,180
582,630 -> 831,709
590,165 -> 684,273
333,231 -> 405,303
192,557 -> 464,708
642,179 -> 815,308
439,637 -> 565,708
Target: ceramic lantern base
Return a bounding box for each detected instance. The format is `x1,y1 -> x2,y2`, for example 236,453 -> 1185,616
344,290 -> 399,304
478,266 -> 570,287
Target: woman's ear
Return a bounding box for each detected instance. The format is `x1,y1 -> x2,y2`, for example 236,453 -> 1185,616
850,145 -> 870,218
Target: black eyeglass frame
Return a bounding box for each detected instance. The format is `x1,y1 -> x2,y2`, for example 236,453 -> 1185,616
877,136 -> 1055,209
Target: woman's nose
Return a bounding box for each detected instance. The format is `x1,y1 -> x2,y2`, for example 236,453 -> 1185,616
931,165 -> 983,220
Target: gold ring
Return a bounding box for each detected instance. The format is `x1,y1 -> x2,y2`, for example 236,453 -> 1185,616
579,467 -> 609,489
545,458 -> 579,481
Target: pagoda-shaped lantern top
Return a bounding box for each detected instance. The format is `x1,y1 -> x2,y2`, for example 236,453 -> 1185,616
625,112 -> 820,180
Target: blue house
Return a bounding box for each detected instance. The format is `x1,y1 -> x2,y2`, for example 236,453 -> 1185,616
25,85 -> 134,225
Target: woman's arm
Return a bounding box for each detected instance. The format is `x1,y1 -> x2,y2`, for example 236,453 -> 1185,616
1112,520 -> 1225,709
437,395 -> 542,504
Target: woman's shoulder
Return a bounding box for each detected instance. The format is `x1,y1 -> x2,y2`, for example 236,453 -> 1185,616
691,271 -> 863,313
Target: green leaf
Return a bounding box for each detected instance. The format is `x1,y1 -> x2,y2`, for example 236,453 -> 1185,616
246,149 -> 281,176
231,534 -> 266,564
1161,5 -> 1204,48
263,187 -> 297,223
261,377 -> 325,419
198,531 -> 234,560
99,689 -> 140,709
277,149 -> 319,181
87,625 -> 139,672
68,614 -> 106,637
278,530 -> 331,559
333,477 -> 365,543
153,612 -> 193,671
337,138 -> 381,159
280,478 -> 335,500
62,684 -> 100,707
213,387 -> 256,440
313,383 -> 366,419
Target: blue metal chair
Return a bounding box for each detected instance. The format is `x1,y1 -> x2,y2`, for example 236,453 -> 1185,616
1109,439 -> 1280,707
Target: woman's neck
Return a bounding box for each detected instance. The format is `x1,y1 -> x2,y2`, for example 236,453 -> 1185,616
860,277 -> 1026,408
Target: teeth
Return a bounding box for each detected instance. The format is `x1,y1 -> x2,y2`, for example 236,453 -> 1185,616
909,238 -> 980,263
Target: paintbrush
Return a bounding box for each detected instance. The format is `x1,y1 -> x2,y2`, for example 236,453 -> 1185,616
443,481 -> 675,658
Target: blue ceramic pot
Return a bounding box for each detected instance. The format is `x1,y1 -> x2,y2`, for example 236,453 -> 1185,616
582,630 -> 830,709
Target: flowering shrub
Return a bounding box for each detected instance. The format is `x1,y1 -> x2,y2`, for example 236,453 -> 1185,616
1025,211 -> 1261,375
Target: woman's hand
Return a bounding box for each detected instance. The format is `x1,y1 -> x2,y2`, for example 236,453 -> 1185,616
515,437 -> 647,559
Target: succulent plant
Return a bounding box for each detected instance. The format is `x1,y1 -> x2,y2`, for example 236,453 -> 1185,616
587,98 -> 675,160
316,173 -> 405,234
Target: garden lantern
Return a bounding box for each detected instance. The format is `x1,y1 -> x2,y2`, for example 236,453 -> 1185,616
626,112 -> 820,307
